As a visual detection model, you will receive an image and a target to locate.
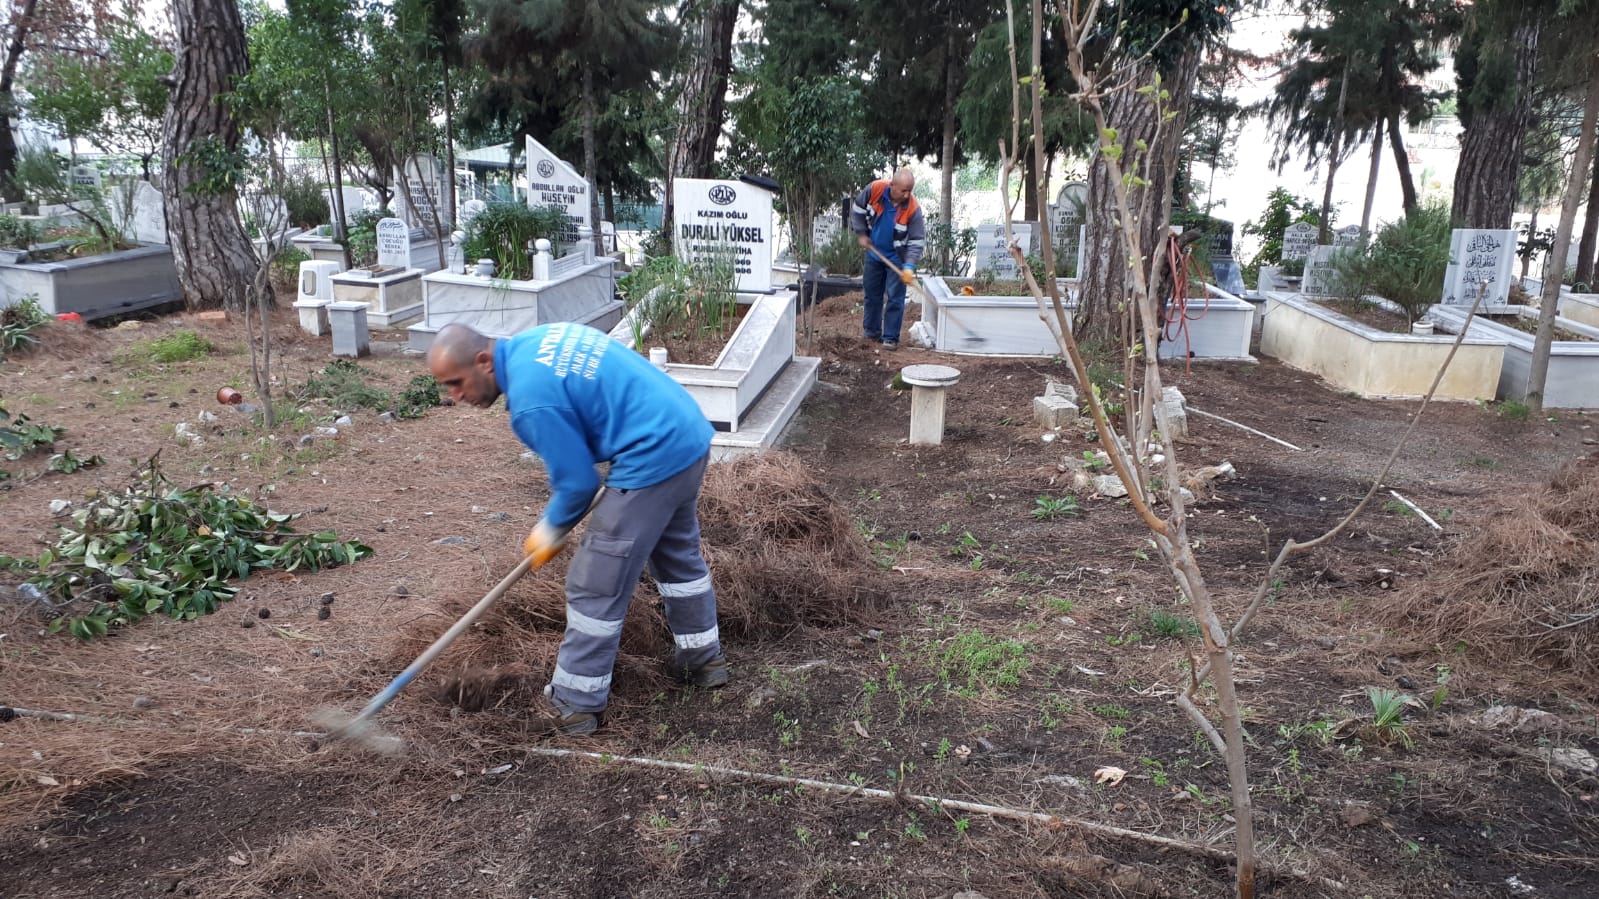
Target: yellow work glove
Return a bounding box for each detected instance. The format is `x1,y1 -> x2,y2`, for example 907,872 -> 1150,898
523,519 -> 571,568
899,267 -> 916,286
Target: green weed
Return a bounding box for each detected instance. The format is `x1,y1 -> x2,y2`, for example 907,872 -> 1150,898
938,631 -> 1030,694
1148,608 -> 1200,639
1031,494 -> 1081,521
139,330 -> 214,364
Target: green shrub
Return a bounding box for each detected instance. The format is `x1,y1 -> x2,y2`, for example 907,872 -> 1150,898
0,214 -> 42,250
814,228 -> 864,277
1,296 -> 49,358
281,171 -> 331,230
345,208 -> 384,268
1241,188 -> 1320,286
1330,202 -> 1451,324
270,247 -> 310,291
615,248 -> 739,348
461,203 -> 566,280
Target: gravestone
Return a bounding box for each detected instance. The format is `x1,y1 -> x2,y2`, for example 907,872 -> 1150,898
673,177 -> 775,292
393,154 -> 443,233
972,223 -> 1032,279
460,199 -> 487,228
1442,228 -> 1517,307
1050,183 -> 1088,277
69,165 -> 101,190
376,217 -> 411,269
526,136 -> 593,244
1333,224 -> 1363,248
116,181 -> 166,244
1281,222 -> 1319,262
1211,256 -> 1247,297
1204,219 -> 1235,260
810,213 -> 842,250
1301,245 -> 1339,296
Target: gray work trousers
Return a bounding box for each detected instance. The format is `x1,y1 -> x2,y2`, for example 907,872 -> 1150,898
549,453 -> 720,714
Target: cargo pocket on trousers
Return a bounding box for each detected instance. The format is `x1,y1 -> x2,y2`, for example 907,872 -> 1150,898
567,533 -> 634,600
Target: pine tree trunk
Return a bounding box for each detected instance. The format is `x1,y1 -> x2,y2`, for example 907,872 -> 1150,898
1573,150 -> 1599,287
1360,125 -> 1382,236
442,58 -> 458,233
161,0 -> 259,313
1319,65 -> 1349,243
1528,54 -> 1599,412
1452,19 -> 1539,229
665,0 -> 738,228
0,0 -> 38,203
583,65 -> 603,256
940,26 -> 958,229
1078,48 -> 1201,345
1386,112 -> 1418,216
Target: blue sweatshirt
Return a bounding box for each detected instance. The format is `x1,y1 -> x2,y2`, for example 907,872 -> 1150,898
494,323 -> 714,529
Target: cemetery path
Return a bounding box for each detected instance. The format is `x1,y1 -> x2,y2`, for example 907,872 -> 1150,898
1,298 -> 1596,898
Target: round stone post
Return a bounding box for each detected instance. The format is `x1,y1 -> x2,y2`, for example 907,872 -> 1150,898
901,364 -> 962,445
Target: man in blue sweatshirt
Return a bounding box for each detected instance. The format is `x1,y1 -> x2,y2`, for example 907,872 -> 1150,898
850,168 -> 927,350
427,321 -> 726,736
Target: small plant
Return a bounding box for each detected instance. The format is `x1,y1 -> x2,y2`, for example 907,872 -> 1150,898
1,296 -> 49,359
136,330 -> 214,364
0,213 -> 43,249
1081,450 -> 1107,471
1149,608 -> 1200,639
933,737 -> 952,761
1044,596 -> 1074,615
1,400 -> 62,462
1140,757 -> 1170,787
1366,687 -> 1414,749
1496,399 -> 1530,421
1031,494 -> 1081,521
938,631 -> 1031,695
1093,703 -> 1130,720
774,710 -> 801,747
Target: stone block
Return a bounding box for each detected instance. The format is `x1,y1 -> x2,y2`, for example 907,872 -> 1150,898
1158,386 -> 1188,439
1033,394 -> 1079,428
327,301 -> 371,358
1044,380 -> 1079,404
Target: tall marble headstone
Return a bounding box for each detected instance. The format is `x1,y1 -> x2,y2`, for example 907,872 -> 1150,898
1442,228 -> 1517,307
526,136 -> 593,243
673,177 -> 775,292
1281,222 -> 1319,262
1333,224 -> 1363,248
395,154 -> 443,232
376,217 -> 411,269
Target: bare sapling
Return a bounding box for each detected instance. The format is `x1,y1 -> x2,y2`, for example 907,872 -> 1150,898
240,142 -> 294,429
991,2 -> 1492,896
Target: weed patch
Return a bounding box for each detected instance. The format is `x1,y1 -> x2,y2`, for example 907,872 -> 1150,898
937,631 -> 1030,694
298,359 -> 442,419
135,330 -> 214,364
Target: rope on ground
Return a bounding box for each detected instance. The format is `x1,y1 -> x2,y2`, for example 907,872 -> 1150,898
1188,407 -> 1304,451
518,745 -> 1347,892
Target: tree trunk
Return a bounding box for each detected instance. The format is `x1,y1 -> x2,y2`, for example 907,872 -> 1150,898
1521,207 -> 1538,279
582,65 -> 603,257
664,0 -> 738,230
1078,48 -> 1201,344
1022,145 -> 1038,221
1529,55 -> 1599,412
442,58 -> 457,234
323,73 -> 351,269
1318,65 -> 1349,243
1360,125 -> 1382,237
1452,19 -> 1539,229
1386,112 -> 1418,217
161,0 -> 258,313
1574,150 -> 1599,287
0,0 -> 38,203
940,25 -> 958,231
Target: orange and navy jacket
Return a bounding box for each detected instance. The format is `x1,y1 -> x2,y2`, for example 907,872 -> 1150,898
849,179 -> 926,268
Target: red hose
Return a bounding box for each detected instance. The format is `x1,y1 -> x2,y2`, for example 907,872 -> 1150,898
1161,236 -> 1214,375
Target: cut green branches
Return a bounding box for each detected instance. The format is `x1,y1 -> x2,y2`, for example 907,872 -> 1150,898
1,297 -> 49,359
0,458 -> 372,639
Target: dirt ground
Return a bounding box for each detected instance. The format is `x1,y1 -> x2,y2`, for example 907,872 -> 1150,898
1,292 -> 1597,899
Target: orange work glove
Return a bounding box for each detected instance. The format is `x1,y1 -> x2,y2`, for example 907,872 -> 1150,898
523,519 -> 571,568
899,267 -> 917,286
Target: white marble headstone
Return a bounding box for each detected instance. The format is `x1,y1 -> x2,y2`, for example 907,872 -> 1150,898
1301,245 -> 1339,296
1442,228 -> 1517,307
810,213 -> 842,250
461,199 -> 487,228
1281,222 -> 1319,262
1333,224 -> 1363,247
673,177 -> 775,292
972,223 -> 1031,279
376,217 -> 411,269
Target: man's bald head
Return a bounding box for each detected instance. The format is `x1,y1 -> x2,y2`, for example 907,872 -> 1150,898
889,168 -> 916,204
428,323 -> 501,408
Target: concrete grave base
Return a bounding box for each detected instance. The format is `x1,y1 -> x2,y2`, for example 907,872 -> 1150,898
1,243 -> 180,321
1428,304 -> 1599,409
1260,293 -> 1504,401
331,267 -> 424,328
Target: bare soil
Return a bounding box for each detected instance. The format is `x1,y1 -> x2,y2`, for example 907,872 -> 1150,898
1318,298 -> 1413,333
1,295 -> 1597,898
